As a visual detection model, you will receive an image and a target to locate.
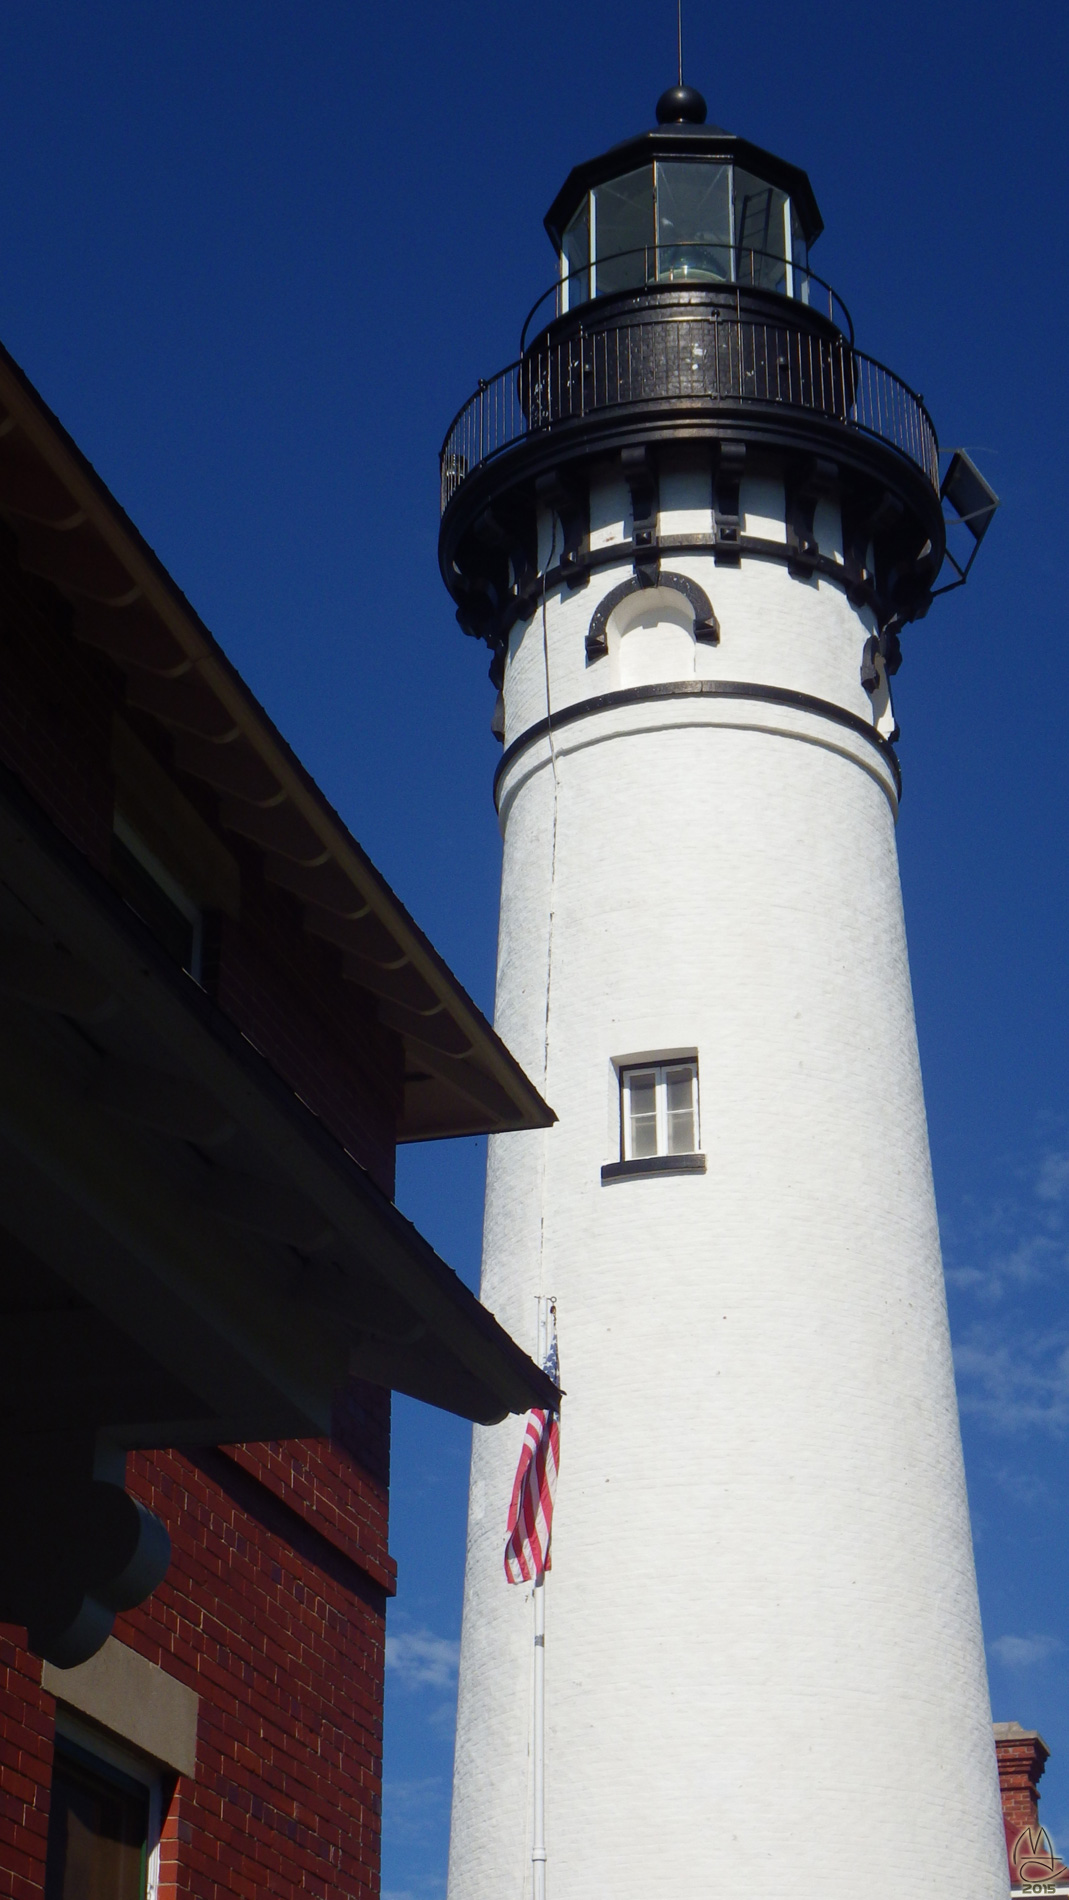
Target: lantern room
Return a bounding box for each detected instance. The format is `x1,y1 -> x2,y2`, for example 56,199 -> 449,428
546,84 -> 825,312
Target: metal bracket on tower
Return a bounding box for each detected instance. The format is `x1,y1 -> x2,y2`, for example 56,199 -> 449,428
785,456 -> 838,578
535,470 -> 589,592
842,489 -> 903,606
621,447 -> 659,587
711,441 -> 746,565
472,502 -> 540,645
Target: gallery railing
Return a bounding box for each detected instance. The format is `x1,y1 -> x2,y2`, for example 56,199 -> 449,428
440,293 -> 939,513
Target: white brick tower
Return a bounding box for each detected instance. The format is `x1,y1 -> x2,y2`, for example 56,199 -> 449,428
438,86 -> 1006,1900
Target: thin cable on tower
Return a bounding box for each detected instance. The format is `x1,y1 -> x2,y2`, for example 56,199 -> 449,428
538,516 -> 561,1303
677,0 -> 683,86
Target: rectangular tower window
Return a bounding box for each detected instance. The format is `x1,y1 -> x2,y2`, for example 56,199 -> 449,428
620,1060 -> 699,1160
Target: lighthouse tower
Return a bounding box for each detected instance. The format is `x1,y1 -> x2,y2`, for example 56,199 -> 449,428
439,89 -> 1006,1900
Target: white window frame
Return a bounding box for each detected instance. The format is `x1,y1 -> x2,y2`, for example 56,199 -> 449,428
52,1710 -> 165,1900
620,1058 -> 700,1161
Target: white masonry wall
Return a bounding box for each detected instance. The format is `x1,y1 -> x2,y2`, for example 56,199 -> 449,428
447,456 -> 1009,1900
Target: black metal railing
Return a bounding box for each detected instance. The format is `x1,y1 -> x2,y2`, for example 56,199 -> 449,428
440,305 -> 939,513
519,245 -> 855,353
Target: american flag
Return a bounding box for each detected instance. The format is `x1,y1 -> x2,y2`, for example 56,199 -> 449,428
504,1332 -> 560,1585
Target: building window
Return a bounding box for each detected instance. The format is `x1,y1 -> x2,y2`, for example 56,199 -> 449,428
112,812 -> 203,980
622,1060 -> 699,1159
602,1058 -> 705,1182
45,1726 -> 162,1900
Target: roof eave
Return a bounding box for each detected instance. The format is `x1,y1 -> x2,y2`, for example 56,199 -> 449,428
0,758 -> 560,1427
0,339 -> 553,1143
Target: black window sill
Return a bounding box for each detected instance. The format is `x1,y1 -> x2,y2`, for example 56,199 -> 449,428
601,1153 -> 707,1183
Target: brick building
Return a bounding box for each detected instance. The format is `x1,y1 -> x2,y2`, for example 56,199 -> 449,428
0,336 -> 556,1898
995,1722 -> 1069,1894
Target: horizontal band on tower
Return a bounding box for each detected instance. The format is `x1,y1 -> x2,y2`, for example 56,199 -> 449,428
493,679 -> 902,807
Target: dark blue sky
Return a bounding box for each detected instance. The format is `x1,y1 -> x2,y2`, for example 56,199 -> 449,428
0,6 -> 1065,1895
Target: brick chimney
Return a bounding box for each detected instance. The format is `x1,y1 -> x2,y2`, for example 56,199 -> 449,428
994,1722 -> 1056,1884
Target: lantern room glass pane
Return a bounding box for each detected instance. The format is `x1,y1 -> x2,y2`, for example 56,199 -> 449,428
655,162 -> 731,284
733,169 -> 790,293
594,167 -> 654,296
562,197 -> 591,309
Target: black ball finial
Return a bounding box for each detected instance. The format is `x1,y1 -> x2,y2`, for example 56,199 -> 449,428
656,84 -> 707,125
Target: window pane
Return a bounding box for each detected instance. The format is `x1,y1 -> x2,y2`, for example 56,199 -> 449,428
733,168 -> 789,293
594,168 -> 654,296
665,1064 -> 697,1154
562,199 -> 591,309
627,1070 -> 658,1159
45,1750 -> 149,1900
655,162 -> 731,284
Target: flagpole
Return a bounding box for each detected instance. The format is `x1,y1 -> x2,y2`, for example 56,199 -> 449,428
532,1295 -> 549,1900
532,1572 -> 546,1900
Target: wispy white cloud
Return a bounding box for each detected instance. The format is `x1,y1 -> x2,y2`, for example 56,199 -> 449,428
385,1628 -> 460,1692
1036,1151 -> 1069,1204
382,1774 -> 450,1847
946,1138 -> 1069,1305
990,1464 -> 1049,1507
948,1233 -> 1064,1303
954,1325 -> 1069,1434
990,1633 -> 1065,1668
946,1132 -> 1069,1435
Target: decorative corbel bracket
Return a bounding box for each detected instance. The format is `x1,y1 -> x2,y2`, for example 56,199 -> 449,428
471,502 -> 540,646
712,441 -> 747,565
842,489 -> 903,605
0,1439 -> 172,1669
621,447 -> 659,587
534,469 -> 589,592
785,456 -> 839,578
861,627 -> 903,694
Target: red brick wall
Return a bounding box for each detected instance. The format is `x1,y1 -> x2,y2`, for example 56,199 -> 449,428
0,1383 -> 393,1900
997,1729 -> 1045,1851
0,1638 -> 50,1900
993,1725 -> 1069,1883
